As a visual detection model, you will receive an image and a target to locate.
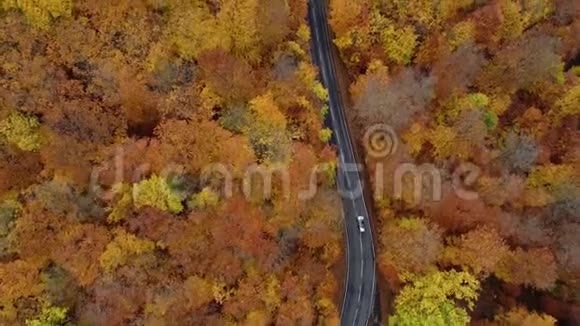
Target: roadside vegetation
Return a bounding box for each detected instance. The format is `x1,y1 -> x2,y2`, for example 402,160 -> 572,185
330,0 -> 579,324
0,0 -> 345,324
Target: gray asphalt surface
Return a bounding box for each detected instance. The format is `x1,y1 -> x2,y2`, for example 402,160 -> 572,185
307,1 -> 378,325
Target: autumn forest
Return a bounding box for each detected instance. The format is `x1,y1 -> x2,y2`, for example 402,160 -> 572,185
0,0 -> 578,325
0,0 -> 345,325
330,0 -> 578,324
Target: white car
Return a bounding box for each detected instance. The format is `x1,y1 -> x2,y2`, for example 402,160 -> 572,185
357,215 -> 366,233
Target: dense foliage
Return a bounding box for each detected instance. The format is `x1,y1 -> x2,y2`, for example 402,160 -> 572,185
0,0 -> 345,324
390,270 -> 480,326
330,0 -> 579,324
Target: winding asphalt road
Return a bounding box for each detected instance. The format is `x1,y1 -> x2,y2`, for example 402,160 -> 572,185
307,1 -> 378,325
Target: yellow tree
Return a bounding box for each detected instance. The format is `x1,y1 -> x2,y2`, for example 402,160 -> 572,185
496,0 -> 555,42
1,0 -> 72,29
167,1 -> 230,60
329,0 -> 368,68
382,24 -> 418,65
189,187 -> 220,210
243,310 -> 270,325
0,111 -> 42,151
99,229 -> 156,273
384,0 -> 474,30
496,0 -> 525,41
249,92 -> 287,130
495,307 -> 556,326
448,21 -> 475,50
245,92 -> 291,163
429,125 -> 460,160
390,270 -> 480,326
217,0 -> 262,63
25,305 -> 69,326
133,175 -> 184,214
552,84 -> 580,122
297,62 -> 328,101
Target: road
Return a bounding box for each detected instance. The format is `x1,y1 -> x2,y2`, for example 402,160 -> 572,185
307,1 -> 378,325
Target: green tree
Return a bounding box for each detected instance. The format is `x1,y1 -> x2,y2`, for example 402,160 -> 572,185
389,270 -> 480,326
483,110 -> 498,130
